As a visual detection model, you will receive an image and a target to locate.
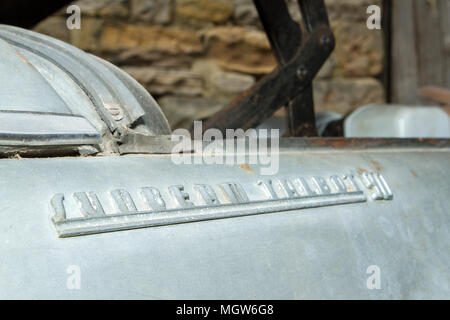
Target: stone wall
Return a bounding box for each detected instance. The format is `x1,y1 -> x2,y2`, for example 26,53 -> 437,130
34,0 -> 385,129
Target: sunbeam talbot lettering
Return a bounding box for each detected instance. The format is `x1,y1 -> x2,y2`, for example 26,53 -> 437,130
50,172 -> 393,238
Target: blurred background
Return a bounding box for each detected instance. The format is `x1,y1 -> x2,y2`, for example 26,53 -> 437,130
2,0 -> 449,131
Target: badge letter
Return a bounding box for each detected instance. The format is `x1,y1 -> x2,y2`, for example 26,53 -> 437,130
219,182 -> 249,203
169,185 -> 194,208
50,194 -> 67,223
141,187 -> 166,210
111,189 -> 138,213
73,192 -> 105,217
194,184 -> 220,205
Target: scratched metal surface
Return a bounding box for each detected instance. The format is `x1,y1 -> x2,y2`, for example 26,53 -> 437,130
0,145 -> 449,299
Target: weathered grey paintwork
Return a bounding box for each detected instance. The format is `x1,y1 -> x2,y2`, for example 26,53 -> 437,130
0,142 -> 449,299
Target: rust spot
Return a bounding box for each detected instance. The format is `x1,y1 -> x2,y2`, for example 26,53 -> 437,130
304,138 -> 450,149
16,51 -> 33,67
239,163 -> 255,175
370,160 -> 382,172
424,139 -> 441,146
357,167 -> 367,174
410,169 -> 418,178
310,138 -> 355,148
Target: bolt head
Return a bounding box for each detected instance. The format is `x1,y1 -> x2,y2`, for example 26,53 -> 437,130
296,67 -> 308,79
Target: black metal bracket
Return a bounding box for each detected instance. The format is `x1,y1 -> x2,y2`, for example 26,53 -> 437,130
203,0 -> 335,136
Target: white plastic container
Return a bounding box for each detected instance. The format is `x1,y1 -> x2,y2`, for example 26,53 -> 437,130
344,104 -> 450,138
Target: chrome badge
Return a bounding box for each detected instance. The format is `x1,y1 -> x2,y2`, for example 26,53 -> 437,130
50,172 -> 393,237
